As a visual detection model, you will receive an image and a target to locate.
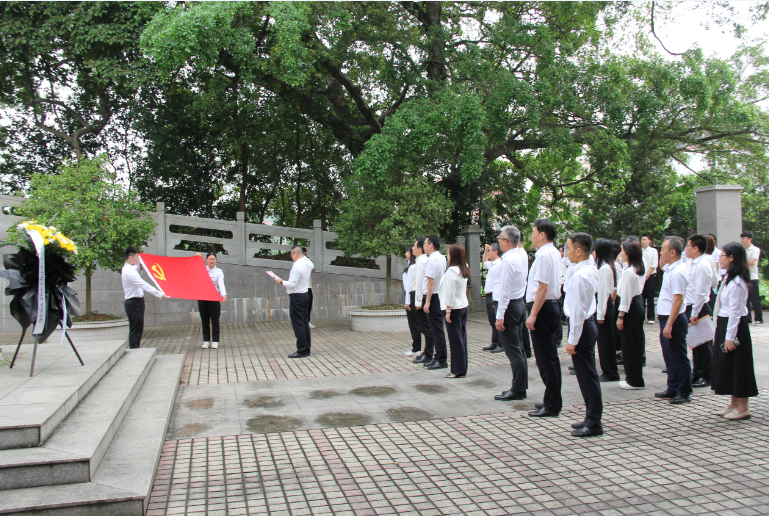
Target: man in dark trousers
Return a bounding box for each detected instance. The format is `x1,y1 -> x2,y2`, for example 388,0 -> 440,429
563,233 -> 603,437
526,219 -> 564,417
684,235 -> 714,388
121,246 -> 169,349
273,245 -> 314,358
422,235 -> 448,369
482,243 -> 503,353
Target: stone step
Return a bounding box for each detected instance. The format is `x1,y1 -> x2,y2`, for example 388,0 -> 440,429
0,340 -> 128,450
0,348 -> 156,490
0,354 -> 184,515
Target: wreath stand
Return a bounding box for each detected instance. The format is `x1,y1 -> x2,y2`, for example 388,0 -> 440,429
9,326 -> 84,377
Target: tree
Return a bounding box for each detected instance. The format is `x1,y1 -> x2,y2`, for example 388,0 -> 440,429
335,175 -> 452,304
11,156 -> 156,314
0,1 -> 162,158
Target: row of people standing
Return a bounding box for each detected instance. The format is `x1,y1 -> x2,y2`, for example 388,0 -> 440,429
403,236 -> 472,378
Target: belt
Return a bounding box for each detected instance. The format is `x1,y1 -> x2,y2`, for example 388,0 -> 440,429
486,293 -> 493,298
289,292 -> 309,297
543,299 -> 559,305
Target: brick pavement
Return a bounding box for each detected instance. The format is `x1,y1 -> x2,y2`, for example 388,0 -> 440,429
148,392 -> 769,516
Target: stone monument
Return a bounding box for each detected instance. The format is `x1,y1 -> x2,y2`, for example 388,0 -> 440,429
694,184 -> 744,246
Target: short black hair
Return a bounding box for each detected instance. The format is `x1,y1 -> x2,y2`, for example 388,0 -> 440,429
426,234 -> 441,249
741,230 -> 754,240
568,232 -> 593,255
533,219 -> 556,242
687,235 -> 708,255
641,234 -> 652,241
301,246 -> 307,254
414,237 -> 425,253
664,236 -> 684,256
124,246 -> 140,259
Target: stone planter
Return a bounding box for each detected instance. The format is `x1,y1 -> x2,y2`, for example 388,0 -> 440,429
349,307 -> 409,333
65,318 -> 130,344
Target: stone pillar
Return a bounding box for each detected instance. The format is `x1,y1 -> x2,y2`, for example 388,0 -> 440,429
236,211 -> 247,265
313,219 -> 324,272
462,225 -> 483,312
695,185 -> 744,246
151,202 -> 166,256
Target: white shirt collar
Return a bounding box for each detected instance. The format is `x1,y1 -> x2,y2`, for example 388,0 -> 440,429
663,259 -> 683,272
535,241 -> 555,256
572,259 -> 591,273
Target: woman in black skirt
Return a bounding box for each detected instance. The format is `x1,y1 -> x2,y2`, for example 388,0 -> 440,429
595,239 -> 619,381
712,242 -> 759,420
616,240 -> 646,389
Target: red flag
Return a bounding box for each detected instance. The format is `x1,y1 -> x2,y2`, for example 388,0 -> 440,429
138,253 -> 223,302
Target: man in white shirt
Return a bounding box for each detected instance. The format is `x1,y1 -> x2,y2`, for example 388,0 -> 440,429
741,231 -> 763,324
422,235 -> 448,369
273,245 -> 314,358
482,243 -> 503,353
121,246 -> 169,349
684,235 -> 715,388
655,236 -> 692,404
525,219 -> 564,417
563,233 -> 603,437
641,235 -> 659,324
519,238 -> 533,359
410,238 -> 434,364
493,226 -> 529,401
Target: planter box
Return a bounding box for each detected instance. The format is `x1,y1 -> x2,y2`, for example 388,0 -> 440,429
65,318 -> 129,344
349,307 -> 408,333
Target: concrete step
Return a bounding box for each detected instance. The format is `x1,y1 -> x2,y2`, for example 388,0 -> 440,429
0,341 -> 128,450
0,354 -> 184,515
0,348 -> 156,490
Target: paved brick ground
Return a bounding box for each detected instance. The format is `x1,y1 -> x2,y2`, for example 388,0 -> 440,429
148,392 -> 768,516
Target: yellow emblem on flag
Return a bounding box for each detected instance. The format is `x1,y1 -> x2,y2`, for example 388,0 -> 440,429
151,263 -> 167,281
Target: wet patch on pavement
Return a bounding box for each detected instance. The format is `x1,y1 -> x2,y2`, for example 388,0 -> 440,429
349,386 -> 396,397
245,415 -> 303,433
243,395 -> 284,408
387,407 -> 433,422
316,412 -> 372,428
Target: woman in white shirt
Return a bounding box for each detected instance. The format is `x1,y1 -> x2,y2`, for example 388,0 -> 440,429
615,240 -> 646,389
711,242 -> 759,420
439,244 -> 470,378
594,239 -> 619,381
197,252 -> 227,349
403,246 -> 422,356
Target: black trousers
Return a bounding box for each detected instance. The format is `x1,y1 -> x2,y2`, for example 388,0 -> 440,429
531,301 -> 562,412
496,298 -> 528,393
198,300 -> 221,342
308,288 -> 313,322
596,295 -> 618,378
124,297 -> 145,349
427,294 -> 447,360
406,291 -> 422,353
619,295 -> 645,387
571,317 -> 602,429
747,279 -> 763,323
685,303 -> 713,382
413,293 -> 434,358
658,313 -> 692,397
642,274 -> 657,321
446,307 -> 468,375
289,292 -> 312,354
521,302 -> 532,356
613,296 -> 622,353
485,294 -> 500,346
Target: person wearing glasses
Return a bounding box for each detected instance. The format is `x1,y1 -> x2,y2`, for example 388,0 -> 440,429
272,245 -> 314,358
712,243 -> 759,420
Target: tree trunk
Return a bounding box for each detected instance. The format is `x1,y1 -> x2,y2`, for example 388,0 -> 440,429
238,143 -> 250,212
85,265 -> 93,314
386,254 -> 393,305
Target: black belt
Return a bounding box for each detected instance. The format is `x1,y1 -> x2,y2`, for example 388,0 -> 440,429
486,293 -> 493,298
543,299 -> 559,305
289,292 -> 309,296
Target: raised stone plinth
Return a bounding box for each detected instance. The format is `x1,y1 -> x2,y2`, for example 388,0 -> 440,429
349,308 -> 408,333
695,184 -> 744,246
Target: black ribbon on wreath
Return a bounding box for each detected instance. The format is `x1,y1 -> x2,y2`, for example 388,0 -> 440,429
0,246 -> 83,373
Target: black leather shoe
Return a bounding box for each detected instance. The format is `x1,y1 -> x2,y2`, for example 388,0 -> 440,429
571,422 -> 585,429
662,369 -> 667,373
535,403 -> 544,409
423,358 -> 437,367
528,407 -> 559,417
489,346 -> 504,353
568,365 -> 575,371
598,374 -> 620,382
692,378 -> 711,388
288,352 -> 310,359
670,395 -> 691,405
427,360 -> 448,370
570,369 -> 577,375
494,390 -> 526,401
616,358 -> 624,365
413,354 -> 432,364
655,390 -> 676,399
572,425 -> 604,437
525,353 -> 533,359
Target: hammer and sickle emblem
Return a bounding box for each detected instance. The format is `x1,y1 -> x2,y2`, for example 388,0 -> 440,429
151,263 -> 167,281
